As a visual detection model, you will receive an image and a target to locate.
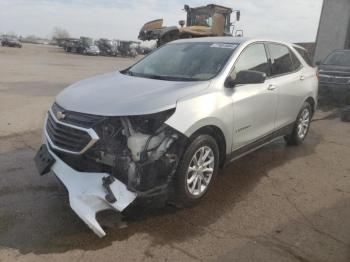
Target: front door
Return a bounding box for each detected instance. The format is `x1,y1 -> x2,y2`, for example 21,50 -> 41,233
230,43 -> 278,150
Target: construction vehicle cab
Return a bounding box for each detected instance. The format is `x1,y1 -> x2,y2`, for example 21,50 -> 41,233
138,4 -> 239,47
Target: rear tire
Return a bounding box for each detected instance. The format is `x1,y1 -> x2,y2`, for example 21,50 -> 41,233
341,107 -> 350,122
174,135 -> 219,207
285,102 -> 312,145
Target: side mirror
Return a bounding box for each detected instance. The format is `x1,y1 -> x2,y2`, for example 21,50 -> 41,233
225,70 -> 266,88
315,60 -> 321,66
179,20 -> 185,27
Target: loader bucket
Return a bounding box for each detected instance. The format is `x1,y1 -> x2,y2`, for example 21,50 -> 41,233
140,19 -> 163,31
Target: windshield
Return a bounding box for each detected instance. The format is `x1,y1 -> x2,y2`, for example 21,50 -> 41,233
81,38 -> 93,46
190,13 -> 212,27
126,42 -> 238,81
323,51 -> 350,67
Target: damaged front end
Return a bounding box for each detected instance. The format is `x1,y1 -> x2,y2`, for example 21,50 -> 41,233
35,102 -> 187,237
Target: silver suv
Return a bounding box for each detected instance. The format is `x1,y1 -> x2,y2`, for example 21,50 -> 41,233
34,37 -> 318,237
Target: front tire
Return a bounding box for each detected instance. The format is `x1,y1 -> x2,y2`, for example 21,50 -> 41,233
174,135 -> 219,207
285,102 -> 312,145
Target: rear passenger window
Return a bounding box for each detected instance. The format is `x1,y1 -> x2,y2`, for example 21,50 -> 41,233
268,44 -> 294,76
234,43 -> 270,76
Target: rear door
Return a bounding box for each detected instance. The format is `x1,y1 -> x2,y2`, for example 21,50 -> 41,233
266,43 -> 306,130
231,43 -> 278,150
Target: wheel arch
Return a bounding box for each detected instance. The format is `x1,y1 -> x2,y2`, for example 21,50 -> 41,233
305,96 -> 316,116
187,125 -> 227,168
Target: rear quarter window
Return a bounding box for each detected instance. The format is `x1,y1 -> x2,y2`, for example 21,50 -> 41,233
295,47 -> 313,67
290,50 -> 302,70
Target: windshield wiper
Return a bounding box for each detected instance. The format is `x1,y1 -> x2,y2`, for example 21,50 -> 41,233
124,71 -> 202,81
121,69 -> 135,76
140,74 -> 201,81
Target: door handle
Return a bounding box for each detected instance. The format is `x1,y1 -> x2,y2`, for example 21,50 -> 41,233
300,75 -> 305,81
267,84 -> 277,90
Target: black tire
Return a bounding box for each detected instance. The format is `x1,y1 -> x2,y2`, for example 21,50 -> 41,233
341,108 -> 350,122
174,134 -> 219,207
285,102 -> 312,145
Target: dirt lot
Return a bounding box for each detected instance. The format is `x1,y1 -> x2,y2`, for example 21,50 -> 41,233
0,44 -> 349,262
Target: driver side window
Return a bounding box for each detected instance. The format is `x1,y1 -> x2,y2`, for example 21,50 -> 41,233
233,43 -> 270,77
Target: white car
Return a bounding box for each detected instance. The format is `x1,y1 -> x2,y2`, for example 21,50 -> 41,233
35,37 -> 318,237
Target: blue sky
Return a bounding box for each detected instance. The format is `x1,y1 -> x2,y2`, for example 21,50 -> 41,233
0,0 -> 323,43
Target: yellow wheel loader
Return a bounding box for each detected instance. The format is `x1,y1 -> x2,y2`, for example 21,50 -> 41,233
138,4 -> 240,47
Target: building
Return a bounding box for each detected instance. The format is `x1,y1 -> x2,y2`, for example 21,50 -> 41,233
314,0 -> 350,63
295,42 -> 316,60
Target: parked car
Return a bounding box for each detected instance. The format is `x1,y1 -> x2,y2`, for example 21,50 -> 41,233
317,49 -> 350,105
118,40 -> 138,57
65,37 -> 100,55
1,36 -> 22,48
63,38 -> 79,52
34,37 -> 318,237
96,38 -> 118,56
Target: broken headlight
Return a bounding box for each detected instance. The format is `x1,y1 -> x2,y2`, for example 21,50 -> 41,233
90,108 -> 176,162
126,108 -> 176,134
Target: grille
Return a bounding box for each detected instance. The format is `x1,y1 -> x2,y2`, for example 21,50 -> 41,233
52,102 -> 105,128
46,112 -> 94,153
319,74 -> 350,85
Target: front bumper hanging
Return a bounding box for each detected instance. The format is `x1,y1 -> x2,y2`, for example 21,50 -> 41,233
46,144 -> 137,237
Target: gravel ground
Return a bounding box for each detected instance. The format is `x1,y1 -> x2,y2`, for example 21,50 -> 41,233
0,44 -> 349,262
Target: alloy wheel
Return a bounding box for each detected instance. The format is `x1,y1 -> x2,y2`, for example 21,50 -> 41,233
297,108 -> 310,139
186,146 -> 215,197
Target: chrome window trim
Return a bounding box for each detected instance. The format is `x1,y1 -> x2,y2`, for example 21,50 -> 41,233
319,74 -> 350,79
45,109 -> 99,155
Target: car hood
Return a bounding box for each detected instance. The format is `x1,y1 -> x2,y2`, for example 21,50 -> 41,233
56,71 -> 210,116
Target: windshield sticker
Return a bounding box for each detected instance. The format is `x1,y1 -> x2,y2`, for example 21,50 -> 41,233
210,43 -> 238,49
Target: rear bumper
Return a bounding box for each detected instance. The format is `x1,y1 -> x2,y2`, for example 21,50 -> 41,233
319,83 -> 350,103
44,139 -> 137,237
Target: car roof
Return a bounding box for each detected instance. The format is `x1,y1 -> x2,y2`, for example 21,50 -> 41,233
292,43 -> 306,50
170,37 -> 294,47
170,37 -> 249,44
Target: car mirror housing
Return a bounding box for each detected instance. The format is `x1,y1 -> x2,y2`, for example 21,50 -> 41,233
315,60 -> 321,66
225,70 -> 267,88
224,76 -> 236,88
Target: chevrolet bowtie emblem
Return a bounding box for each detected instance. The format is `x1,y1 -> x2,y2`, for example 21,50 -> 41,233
56,111 -> 66,120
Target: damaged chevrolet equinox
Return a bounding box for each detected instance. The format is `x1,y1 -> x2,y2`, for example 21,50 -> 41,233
35,37 -> 318,237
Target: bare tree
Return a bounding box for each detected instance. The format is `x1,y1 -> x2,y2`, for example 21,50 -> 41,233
52,27 -> 70,39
